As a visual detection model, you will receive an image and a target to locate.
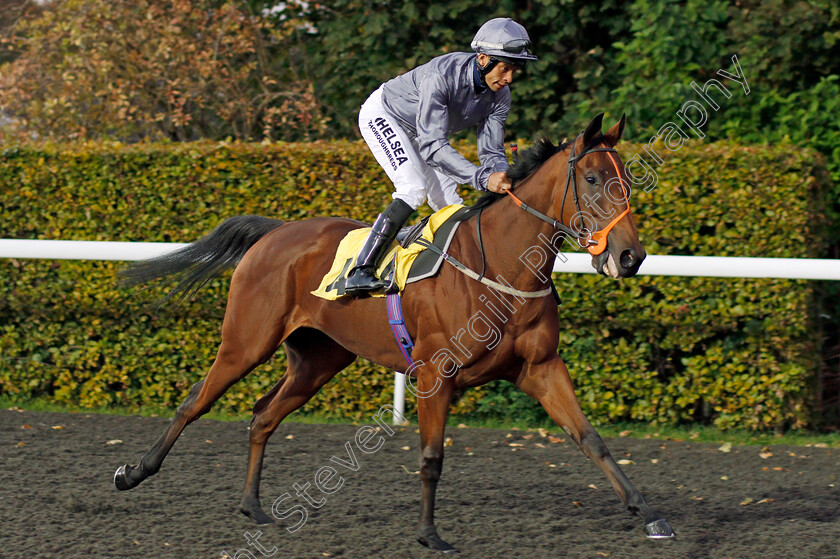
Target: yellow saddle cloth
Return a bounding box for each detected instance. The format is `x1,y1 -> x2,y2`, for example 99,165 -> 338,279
312,204 -> 463,300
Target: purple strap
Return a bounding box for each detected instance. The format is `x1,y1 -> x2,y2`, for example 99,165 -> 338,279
386,292 -> 414,368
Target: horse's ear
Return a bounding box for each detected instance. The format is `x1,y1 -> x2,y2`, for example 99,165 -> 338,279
582,113 -> 604,147
603,113 -> 626,147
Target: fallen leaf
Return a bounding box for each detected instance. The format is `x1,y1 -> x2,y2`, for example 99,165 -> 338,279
719,442 -> 732,453
534,443 -> 546,449
740,498 -> 754,506
444,437 -> 453,447
619,430 -> 632,437
690,496 -> 704,501
522,434 -> 534,440
759,451 -> 773,459
20,425 -> 30,429
16,442 -> 25,447
547,463 -> 557,468
572,501 -> 582,508
756,498 -> 774,504
105,439 -> 123,445
549,436 -> 565,444
721,476 -> 729,481
51,425 -> 65,430
815,443 -> 828,448
285,435 -> 294,439
650,459 -> 659,464
399,465 -> 419,475
690,432 -> 699,440
538,428 -> 549,438
457,423 -> 468,429
588,484 -> 598,490
401,446 -> 410,450
205,440 -> 213,443
617,459 -> 635,465
597,553 -> 609,557
508,442 -> 523,447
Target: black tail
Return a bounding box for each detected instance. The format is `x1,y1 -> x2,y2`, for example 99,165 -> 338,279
120,215 -> 285,305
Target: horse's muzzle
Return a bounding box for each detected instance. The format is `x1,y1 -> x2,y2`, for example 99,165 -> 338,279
592,247 -> 645,278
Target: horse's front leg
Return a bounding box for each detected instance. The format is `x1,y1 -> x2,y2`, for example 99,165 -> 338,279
415,370 -> 457,553
518,356 -> 675,539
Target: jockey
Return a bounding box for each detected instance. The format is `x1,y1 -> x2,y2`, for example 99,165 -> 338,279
344,17 -> 538,295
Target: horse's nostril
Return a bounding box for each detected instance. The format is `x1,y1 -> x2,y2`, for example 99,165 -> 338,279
620,249 -> 636,269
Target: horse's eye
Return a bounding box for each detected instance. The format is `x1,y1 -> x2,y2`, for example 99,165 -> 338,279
585,176 -> 596,185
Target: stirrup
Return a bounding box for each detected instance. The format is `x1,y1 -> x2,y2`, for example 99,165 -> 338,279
344,266 -> 389,295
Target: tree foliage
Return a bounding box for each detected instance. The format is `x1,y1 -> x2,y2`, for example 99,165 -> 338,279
0,0 -> 327,141
286,0 -> 630,139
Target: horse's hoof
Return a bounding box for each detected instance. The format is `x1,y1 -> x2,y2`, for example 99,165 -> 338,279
240,502 -> 275,525
114,464 -> 135,491
644,519 -> 676,539
418,528 -> 458,554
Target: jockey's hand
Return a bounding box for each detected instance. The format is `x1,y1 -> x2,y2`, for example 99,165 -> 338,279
487,172 -> 512,194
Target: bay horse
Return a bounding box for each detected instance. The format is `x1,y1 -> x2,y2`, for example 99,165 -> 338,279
114,113 -> 675,551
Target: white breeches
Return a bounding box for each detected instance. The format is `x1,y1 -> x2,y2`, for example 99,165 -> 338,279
358,86 -> 463,211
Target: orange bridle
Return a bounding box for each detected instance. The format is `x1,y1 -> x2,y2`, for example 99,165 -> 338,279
506,135 -> 631,256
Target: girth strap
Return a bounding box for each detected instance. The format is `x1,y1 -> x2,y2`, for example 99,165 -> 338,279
386,292 -> 415,368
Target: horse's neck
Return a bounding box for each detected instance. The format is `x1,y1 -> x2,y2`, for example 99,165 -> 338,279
478,162 -> 566,291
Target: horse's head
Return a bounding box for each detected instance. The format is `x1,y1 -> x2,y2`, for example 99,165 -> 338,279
555,113 -> 645,278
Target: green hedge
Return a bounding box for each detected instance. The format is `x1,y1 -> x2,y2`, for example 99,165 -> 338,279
0,139 -> 831,429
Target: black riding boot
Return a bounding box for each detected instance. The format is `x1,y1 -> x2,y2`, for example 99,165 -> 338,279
344,199 -> 414,296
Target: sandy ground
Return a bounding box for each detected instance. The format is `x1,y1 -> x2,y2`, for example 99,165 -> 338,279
1,408 -> 839,559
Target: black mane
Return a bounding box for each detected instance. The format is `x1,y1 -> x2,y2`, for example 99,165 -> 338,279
469,137 -> 568,210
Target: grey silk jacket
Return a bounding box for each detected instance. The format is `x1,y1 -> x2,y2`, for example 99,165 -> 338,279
380,52 -> 510,190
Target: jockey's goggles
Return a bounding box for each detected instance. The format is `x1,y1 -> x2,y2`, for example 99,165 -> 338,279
472,39 -> 533,56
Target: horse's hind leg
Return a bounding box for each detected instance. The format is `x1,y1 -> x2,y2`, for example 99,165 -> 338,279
240,328 -> 356,525
114,337 -> 272,490
518,357 -> 675,539
114,282 -> 287,491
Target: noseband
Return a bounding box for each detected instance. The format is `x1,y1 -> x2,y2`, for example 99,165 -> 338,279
507,134 -> 631,256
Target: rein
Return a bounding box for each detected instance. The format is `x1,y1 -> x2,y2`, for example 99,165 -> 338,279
506,135 -> 631,256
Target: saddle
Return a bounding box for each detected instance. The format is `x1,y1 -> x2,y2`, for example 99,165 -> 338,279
312,205 -> 476,300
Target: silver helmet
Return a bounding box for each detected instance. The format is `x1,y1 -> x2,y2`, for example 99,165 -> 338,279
471,18 -> 538,63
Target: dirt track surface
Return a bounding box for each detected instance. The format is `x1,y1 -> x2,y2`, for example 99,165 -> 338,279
2,409 -> 839,559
